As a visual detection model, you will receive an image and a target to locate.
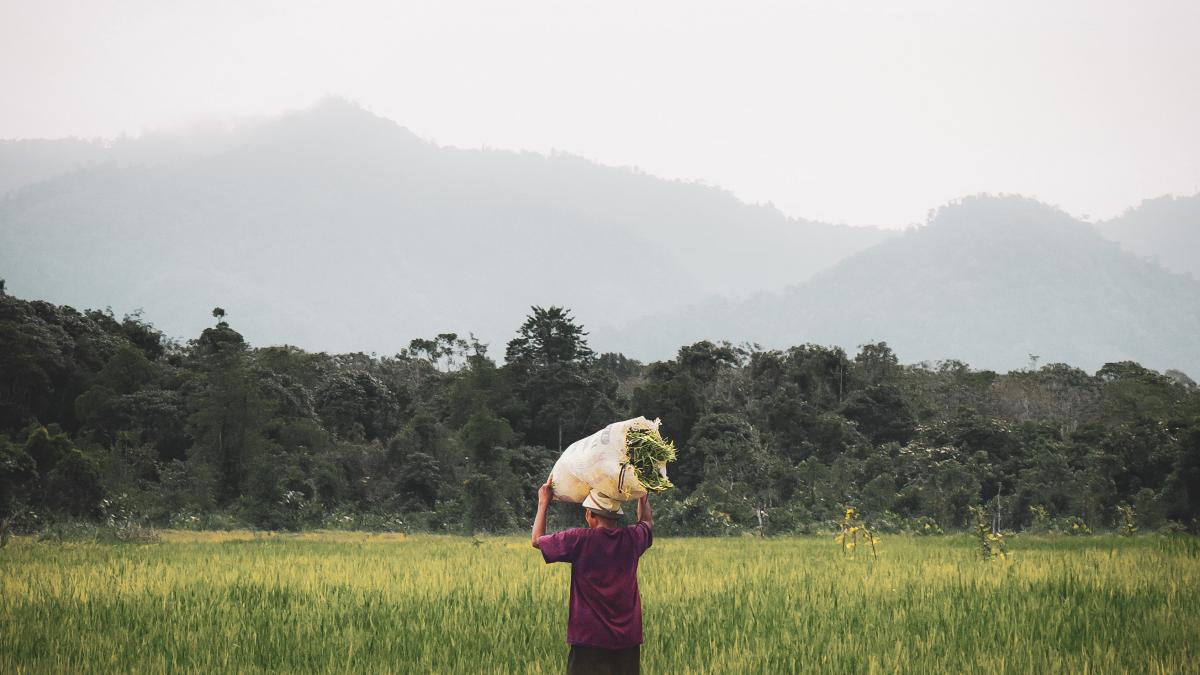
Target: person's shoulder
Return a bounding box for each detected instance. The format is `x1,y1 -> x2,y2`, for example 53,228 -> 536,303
543,527 -> 588,545
557,527 -> 590,538
628,520 -> 652,548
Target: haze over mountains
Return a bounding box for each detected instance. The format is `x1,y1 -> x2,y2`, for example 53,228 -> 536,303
1,99 -> 1197,374
600,195 -> 1200,374
0,98 -> 888,355
1098,194 -> 1200,280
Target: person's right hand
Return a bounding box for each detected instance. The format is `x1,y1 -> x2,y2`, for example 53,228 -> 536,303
637,493 -> 652,525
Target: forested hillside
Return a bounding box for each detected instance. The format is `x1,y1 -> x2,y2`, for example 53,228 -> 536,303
3,288 -> 1197,536
607,195 -> 1200,373
1099,193 -> 1200,280
0,98 -> 887,357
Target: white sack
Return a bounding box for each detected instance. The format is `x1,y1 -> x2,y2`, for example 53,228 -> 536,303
550,416 -> 666,503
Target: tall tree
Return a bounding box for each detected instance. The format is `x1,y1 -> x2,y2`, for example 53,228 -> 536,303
504,306 -> 609,449
504,306 -> 594,368
187,314 -> 268,504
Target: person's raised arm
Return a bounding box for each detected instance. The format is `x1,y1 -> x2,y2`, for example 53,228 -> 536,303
637,493 -> 652,526
531,473 -> 553,548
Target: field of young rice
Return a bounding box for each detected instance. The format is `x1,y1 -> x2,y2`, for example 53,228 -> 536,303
2,532 -> 1198,673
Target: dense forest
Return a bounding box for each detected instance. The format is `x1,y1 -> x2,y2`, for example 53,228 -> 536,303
2,285 -> 1199,537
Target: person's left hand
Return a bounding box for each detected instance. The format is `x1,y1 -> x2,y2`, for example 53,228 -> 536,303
538,473 -> 554,506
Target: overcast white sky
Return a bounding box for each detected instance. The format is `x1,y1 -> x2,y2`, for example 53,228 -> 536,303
2,0 -> 1198,226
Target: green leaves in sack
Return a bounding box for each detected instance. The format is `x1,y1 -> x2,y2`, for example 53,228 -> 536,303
625,427 -> 677,492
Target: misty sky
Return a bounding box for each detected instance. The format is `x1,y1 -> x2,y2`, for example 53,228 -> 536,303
2,0 -> 1198,227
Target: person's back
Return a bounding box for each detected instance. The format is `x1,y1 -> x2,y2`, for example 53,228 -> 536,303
532,479 -> 653,675
540,521 -> 652,650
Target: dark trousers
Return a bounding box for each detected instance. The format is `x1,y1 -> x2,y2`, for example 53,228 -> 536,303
566,644 -> 640,675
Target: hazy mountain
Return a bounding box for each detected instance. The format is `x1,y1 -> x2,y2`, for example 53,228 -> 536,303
0,124 -> 260,198
0,98 -> 889,355
601,195 -> 1200,375
0,138 -> 110,197
1098,193 -> 1200,279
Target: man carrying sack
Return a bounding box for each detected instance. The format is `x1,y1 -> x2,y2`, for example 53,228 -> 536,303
531,476 -> 653,675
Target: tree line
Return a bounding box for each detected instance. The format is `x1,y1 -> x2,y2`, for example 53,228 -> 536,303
2,288 -> 1198,536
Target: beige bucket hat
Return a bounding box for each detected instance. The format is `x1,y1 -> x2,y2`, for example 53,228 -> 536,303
582,490 -> 625,519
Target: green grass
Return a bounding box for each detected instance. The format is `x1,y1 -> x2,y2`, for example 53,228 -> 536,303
2,532 -> 1197,673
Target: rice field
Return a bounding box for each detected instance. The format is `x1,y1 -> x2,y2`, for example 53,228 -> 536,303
2,532 -> 1198,673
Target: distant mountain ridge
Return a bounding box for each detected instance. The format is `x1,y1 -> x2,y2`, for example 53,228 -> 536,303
600,195 -> 1200,375
0,98 -> 890,356
1098,193 -> 1200,279
0,121 -> 265,198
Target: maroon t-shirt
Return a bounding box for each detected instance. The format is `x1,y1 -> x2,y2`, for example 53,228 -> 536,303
538,521 -> 653,650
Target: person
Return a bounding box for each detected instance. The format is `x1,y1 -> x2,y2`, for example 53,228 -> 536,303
531,475 -> 653,675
